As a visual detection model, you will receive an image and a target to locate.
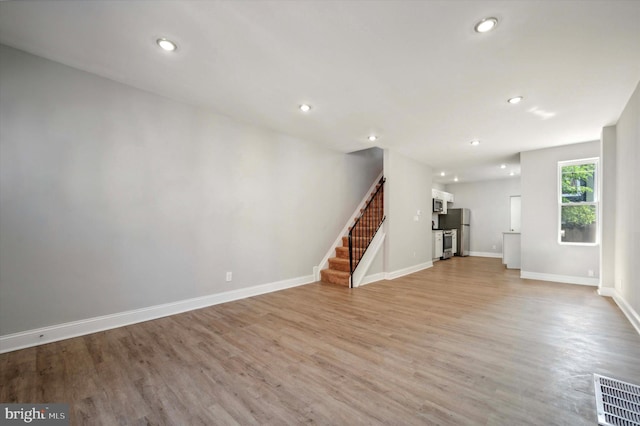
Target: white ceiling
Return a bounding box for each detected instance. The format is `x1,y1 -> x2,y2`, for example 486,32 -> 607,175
1,1 -> 639,184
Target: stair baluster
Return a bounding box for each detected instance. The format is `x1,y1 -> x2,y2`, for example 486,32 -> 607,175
347,177 -> 386,287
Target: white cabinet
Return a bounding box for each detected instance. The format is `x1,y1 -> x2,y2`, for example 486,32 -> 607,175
444,192 -> 454,203
433,230 -> 443,259
432,189 -> 454,202
432,189 -> 454,214
451,229 -> 457,255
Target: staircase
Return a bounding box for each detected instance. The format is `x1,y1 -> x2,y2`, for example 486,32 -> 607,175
320,177 -> 385,287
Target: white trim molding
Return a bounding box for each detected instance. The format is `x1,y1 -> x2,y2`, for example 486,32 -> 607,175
597,286 -> 616,297
598,288 -> 640,336
520,270 -> 599,286
0,274 -> 314,354
611,291 -> 640,335
352,231 -> 385,287
385,261 -> 433,280
469,251 -> 503,258
359,272 -> 386,286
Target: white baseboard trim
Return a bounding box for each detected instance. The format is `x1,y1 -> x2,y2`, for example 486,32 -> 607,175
469,251 -> 503,258
0,274 -> 314,354
611,290 -> 640,336
359,272 -> 385,286
385,261 -> 433,280
520,270 -> 599,286
598,286 -> 616,297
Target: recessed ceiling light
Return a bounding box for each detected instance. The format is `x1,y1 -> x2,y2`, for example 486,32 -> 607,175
156,38 -> 177,52
454,177 -> 459,182
500,164 -> 507,169
508,96 -> 523,104
440,172 -> 446,177
474,17 -> 498,33
510,171 -> 515,176
299,104 -> 311,112
470,139 -> 480,146
368,135 -> 377,142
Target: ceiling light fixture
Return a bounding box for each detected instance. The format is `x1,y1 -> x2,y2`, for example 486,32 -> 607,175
299,104 -> 311,112
156,38 -> 177,52
474,17 -> 498,33
454,177 -> 459,182
440,172 -> 446,177
510,171 -> 515,176
508,96 -> 523,104
500,164 -> 507,169
368,135 -> 377,142
470,139 -> 480,146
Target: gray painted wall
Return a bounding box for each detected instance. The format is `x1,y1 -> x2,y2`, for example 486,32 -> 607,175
613,81 -> 639,315
520,141 -> 600,279
0,45 -> 382,335
446,178 -> 521,255
383,149 -> 432,272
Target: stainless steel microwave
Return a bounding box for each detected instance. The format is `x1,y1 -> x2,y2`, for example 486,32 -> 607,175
433,198 -> 443,212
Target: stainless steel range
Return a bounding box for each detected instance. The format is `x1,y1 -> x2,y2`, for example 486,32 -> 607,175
442,230 -> 453,259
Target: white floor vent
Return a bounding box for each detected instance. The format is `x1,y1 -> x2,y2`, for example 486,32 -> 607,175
594,374 -> 640,426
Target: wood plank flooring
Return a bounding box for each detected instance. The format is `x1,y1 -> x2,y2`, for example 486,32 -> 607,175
2,257 -> 640,425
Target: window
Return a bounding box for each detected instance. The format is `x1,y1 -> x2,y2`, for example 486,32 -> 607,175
558,158 -> 598,244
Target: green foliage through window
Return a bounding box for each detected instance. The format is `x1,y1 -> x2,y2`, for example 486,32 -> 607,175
559,161 -> 598,244
561,163 -> 595,204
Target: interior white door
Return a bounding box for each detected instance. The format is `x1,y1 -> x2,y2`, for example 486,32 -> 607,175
510,195 -> 521,232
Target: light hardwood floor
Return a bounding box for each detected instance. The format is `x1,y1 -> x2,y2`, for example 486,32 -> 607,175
2,257 -> 640,425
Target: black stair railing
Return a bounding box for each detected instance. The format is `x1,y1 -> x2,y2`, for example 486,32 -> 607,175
348,177 -> 386,287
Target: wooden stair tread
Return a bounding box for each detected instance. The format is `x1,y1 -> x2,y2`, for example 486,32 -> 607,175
321,269 -> 349,277
328,257 -> 352,272
342,236 -> 372,246
335,246 -> 363,259
320,269 -> 350,286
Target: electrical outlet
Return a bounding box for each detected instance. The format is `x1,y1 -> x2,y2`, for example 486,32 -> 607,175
226,272 -> 232,282
492,245 -> 497,250
588,270 -> 594,277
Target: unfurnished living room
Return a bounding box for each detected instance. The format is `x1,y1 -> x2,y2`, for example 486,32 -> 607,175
1,1 -> 639,425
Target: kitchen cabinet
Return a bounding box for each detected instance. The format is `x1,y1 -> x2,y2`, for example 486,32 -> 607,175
444,192 -> 454,203
433,230 -> 443,259
432,189 -> 454,214
432,189 -> 454,203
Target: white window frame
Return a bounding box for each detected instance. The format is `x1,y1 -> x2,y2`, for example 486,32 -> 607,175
557,157 -> 599,246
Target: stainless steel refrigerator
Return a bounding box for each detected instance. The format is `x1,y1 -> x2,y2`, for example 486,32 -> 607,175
441,208 -> 470,256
